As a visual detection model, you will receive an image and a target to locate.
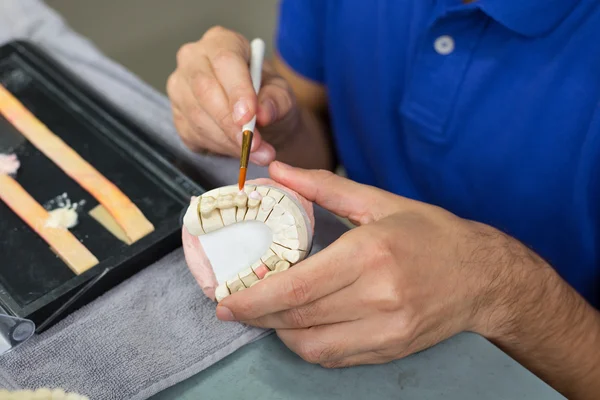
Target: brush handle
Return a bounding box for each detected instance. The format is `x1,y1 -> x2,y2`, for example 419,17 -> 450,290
242,38 -> 265,133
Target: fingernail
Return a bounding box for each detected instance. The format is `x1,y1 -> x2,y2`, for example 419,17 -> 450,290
275,161 -> 292,170
260,99 -> 276,124
250,148 -> 273,165
233,100 -> 249,123
216,306 -> 235,321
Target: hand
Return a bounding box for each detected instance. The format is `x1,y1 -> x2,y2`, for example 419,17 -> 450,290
167,26 -> 300,165
215,162 -> 542,367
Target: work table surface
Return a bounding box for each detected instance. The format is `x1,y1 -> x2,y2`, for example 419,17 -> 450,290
152,331 -> 564,399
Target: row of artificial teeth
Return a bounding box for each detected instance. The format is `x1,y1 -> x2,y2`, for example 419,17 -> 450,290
200,190 -> 265,216
215,254 -> 292,302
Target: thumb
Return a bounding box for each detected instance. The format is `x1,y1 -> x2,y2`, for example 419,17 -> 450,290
268,162 -> 407,225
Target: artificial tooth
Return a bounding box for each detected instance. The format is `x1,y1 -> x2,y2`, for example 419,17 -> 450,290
200,196 -> 217,216
217,194 -> 234,209
267,188 -> 285,202
236,207 -> 247,222
278,213 -> 296,226
261,196 -> 277,211
263,255 -> 281,271
215,284 -> 230,302
264,271 -> 277,279
200,197 -> 223,233
257,186 -> 270,197
274,238 -> 301,250
260,248 -> 277,265
235,191 -> 249,221
283,226 -> 299,239
279,196 -> 310,250
234,191 -> 248,207
239,267 -> 259,287
183,196 -> 204,236
265,207 -> 294,234
247,195 -> 261,208
256,196 -> 277,222
220,207 -> 237,226
283,249 -> 306,263
275,260 -> 291,272
243,184 -> 257,194
227,278 -> 246,293
244,207 -> 259,220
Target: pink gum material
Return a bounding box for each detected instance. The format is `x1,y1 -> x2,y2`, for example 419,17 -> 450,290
181,178 -> 315,301
182,228 -> 217,300
253,264 -> 270,279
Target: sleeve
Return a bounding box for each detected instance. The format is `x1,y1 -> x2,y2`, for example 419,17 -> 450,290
275,0 -> 326,83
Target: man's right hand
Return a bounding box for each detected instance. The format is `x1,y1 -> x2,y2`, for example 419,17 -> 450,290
167,26 -> 301,166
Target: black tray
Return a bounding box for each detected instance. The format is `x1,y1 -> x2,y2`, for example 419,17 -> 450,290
0,40 -> 206,331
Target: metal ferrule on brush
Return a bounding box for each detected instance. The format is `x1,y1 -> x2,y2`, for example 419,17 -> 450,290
240,130 -> 253,169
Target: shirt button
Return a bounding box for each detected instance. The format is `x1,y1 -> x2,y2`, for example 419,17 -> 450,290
434,35 -> 455,55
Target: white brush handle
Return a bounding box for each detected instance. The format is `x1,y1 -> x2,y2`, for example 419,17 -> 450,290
242,38 -> 265,133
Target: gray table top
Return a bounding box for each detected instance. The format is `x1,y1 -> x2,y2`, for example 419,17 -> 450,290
153,332 -> 564,399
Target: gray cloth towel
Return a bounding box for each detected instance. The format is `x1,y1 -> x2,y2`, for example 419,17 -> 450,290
0,1 -> 348,399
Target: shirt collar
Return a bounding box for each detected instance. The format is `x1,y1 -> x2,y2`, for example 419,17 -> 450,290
476,0 -> 580,37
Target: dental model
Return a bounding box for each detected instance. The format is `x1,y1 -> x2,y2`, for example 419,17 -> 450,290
0,388 -> 89,400
182,178 -> 314,302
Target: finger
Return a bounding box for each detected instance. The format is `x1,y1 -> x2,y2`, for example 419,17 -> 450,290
256,64 -> 296,126
168,74 -> 238,155
201,27 -> 257,126
321,326 -> 447,368
210,46 -> 257,126
242,286 -> 361,329
232,126 -> 276,165
172,106 -> 228,155
269,162 -> 410,225
181,52 -> 246,146
217,239 -> 361,321
276,318 -> 387,364
319,352 -> 389,369
248,138 -> 276,166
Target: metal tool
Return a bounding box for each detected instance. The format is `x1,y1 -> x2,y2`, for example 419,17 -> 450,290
238,38 -> 266,191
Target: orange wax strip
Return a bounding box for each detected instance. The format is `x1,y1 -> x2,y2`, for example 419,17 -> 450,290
0,174 -> 99,274
0,85 -> 154,243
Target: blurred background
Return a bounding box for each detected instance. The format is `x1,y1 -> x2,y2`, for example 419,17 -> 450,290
46,0 -> 279,93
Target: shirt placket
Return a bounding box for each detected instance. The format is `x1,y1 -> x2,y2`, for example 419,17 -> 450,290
400,7 -> 487,143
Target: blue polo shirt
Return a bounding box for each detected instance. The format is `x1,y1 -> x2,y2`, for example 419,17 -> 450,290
276,0 -> 600,307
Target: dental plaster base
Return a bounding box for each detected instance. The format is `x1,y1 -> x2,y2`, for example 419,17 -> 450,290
182,178 -> 314,302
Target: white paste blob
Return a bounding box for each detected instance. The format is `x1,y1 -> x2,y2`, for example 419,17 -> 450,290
0,153 -> 20,175
198,220 -> 272,284
46,207 -> 79,229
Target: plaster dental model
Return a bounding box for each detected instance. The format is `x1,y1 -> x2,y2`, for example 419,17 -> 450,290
0,388 -> 89,400
182,178 -> 315,302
